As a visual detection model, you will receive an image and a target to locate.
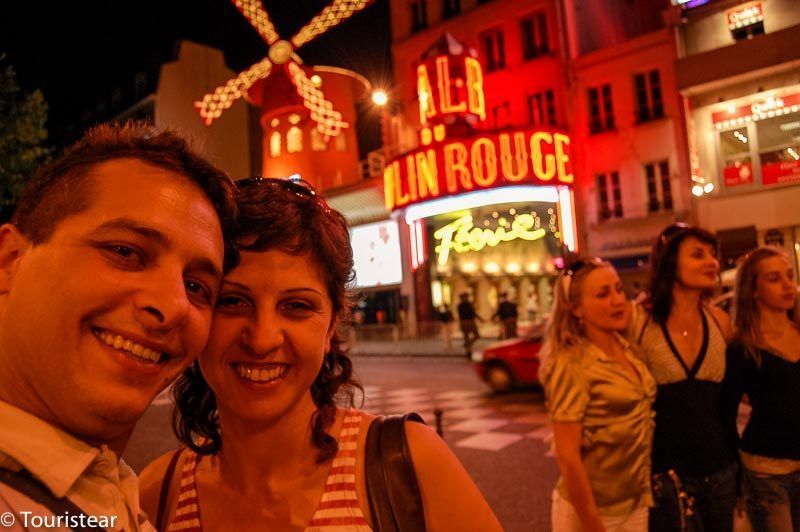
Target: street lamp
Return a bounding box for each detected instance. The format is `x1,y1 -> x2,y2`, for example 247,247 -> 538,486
372,89 -> 388,107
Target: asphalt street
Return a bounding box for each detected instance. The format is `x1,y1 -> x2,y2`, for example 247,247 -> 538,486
124,356 -> 558,531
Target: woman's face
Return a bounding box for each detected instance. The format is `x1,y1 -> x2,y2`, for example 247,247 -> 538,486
572,266 -> 629,334
199,249 -> 334,423
676,236 -> 719,290
755,255 -> 797,313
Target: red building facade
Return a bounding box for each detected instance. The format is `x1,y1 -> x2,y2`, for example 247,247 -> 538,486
384,0 -> 691,327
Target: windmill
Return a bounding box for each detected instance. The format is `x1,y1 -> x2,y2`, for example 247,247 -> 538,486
195,0 -> 372,137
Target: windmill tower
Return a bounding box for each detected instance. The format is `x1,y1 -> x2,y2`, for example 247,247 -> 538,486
195,0 -> 373,189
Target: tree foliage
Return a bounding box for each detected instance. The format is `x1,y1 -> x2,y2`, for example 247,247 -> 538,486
0,56 -> 51,211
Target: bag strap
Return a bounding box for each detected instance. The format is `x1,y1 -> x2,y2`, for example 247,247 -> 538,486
365,413 -> 426,532
155,449 -> 183,532
0,467 -> 106,531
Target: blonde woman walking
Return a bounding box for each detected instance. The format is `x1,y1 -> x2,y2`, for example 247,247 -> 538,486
540,258 -> 656,532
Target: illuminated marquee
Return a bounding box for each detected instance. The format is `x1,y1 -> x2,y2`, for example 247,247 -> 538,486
383,128 -> 573,211
433,214 -> 546,265
417,55 -> 486,126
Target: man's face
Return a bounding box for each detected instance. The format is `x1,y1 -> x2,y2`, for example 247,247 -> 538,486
0,158 -> 224,443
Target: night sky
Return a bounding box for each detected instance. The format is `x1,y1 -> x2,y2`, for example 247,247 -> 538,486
0,0 -> 392,153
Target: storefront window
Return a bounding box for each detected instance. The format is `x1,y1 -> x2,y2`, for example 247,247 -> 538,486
720,127 -> 753,188
756,115 -> 800,186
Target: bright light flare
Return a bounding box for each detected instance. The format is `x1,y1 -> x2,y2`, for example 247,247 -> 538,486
372,89 -> 388,107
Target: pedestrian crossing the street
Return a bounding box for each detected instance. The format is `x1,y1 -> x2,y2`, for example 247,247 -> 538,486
358,386 -> 554,453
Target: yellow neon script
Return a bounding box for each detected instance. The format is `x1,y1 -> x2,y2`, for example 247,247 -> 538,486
433,214 -> 546,265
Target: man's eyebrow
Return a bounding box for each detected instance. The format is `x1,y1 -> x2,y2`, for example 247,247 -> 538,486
91,217 -> 170,246
191,258 -> 223,282
91,217 -> 223,280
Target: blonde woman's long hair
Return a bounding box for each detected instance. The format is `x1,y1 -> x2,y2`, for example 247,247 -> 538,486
539,258 -> 611,380
733,246 -> 800,366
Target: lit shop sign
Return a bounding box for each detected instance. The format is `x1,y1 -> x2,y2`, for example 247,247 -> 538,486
417,54 -> 486,126
727,2 -> 763,30
433,214 -> 546,265
712,92 -> 800,130
383,129 -> 573,211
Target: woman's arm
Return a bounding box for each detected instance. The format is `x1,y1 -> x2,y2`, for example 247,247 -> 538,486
552,421 -> 605,532
405,421 -> 503,531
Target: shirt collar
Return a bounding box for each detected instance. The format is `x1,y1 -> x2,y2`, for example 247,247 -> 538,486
0,399 -> 100,498
584,333 -> 633,362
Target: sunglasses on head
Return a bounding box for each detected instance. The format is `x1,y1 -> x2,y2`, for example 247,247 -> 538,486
659,222 -> 691,245
564,257 -> 605,277
236,176 -> 332,212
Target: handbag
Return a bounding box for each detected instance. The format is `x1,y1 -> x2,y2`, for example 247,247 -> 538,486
651,469 -> 699,532
365,413 -> 427,532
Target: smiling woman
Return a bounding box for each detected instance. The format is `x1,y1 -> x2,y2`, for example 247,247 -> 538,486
138,177 -> 502,531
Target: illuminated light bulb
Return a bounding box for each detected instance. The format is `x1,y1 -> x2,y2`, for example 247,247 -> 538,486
703,182 -> 715,194
483,262 -> 500,274
310,74 -> 322,87
372,90 -> 388,107
420,128 -> 433,146
506,263 -> 521,274
271,118 -> 280,127
433,124 -> 446,142
692,185 -> 705,197
509,208 -> 516,215
526,262 -> 541,273
498,217 -> 508,227
726,104 -> 736,113
461,262 -> 478,274
492,211 -> 499,218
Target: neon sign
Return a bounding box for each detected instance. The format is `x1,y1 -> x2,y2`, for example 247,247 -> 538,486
712,92 -> 800,130
417,55 -> 486,126
383,128 -> 573,211
433,214 -> 546,265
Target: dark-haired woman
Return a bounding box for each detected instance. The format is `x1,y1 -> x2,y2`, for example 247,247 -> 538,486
138,178 -> 501,531
724,247 -> 800,531
630,223 -> 737,531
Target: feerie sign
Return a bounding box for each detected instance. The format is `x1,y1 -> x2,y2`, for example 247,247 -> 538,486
383,128 -> 573,211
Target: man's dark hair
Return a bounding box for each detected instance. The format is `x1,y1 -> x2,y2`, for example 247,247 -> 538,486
12,121 -> 238,269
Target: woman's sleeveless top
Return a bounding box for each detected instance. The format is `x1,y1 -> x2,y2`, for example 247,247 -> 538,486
165,409 -> 372,531
635,308 -> 736,475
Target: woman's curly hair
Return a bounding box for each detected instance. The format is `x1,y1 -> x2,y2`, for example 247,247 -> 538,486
171,177 -> 361,462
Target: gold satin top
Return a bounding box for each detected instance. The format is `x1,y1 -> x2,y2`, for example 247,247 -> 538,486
541,336 -> 657,516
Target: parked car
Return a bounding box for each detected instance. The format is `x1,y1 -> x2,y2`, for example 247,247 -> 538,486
472,329 -> 544,392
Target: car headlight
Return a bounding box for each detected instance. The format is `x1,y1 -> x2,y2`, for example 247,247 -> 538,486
471,349 -> 484,362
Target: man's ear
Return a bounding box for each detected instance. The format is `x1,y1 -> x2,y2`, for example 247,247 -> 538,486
0,224 -> 30,294
324,319 -> 336,354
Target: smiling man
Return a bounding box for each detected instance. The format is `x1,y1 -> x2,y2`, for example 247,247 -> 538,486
0,123 -> 236,531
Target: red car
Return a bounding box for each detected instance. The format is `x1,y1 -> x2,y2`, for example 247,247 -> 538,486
472,330 -> 544,392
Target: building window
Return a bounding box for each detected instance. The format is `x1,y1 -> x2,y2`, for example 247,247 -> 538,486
491,101 -> 511,129
588,84 -> 614,134
481,29 -> 506,72
287,126 -> 303,153
410,1 -> 428,33
755,115 -> 800,186
520,12 -> 549,60
596,172 -> 623,221
645,160 -> 673,213
528,90 -> 556,126
634,70 -> 664,123
443,0 -> 460,19
335,132 -> 347,152
310,128 -> 327,152
269,130 -> 281,158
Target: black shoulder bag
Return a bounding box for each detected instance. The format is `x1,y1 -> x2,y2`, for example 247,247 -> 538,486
365,413 -> 427,532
